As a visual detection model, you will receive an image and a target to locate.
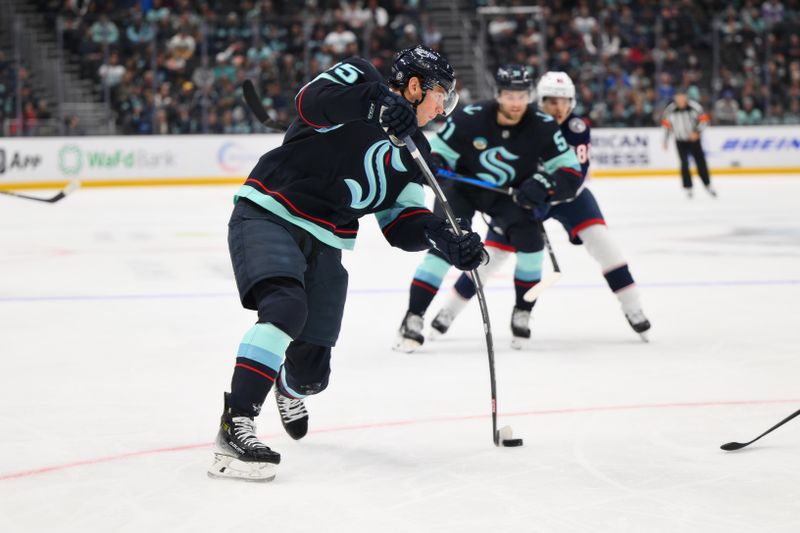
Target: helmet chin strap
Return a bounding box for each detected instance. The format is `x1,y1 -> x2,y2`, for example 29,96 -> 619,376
410,90 -> 427,109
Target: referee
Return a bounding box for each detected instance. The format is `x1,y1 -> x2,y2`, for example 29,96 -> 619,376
661,90 -> 716,198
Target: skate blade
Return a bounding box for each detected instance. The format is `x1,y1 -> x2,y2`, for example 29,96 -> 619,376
638,331 -> 650,343
510,336 -> 530,350
392,336 -> 422,353
207,453 -> 277,482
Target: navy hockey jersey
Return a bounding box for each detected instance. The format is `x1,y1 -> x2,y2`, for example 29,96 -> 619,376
235,57 -> 439,251
429,100 -> 583,202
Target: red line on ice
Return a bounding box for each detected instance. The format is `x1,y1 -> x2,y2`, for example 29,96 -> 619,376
2,398 -> 797,481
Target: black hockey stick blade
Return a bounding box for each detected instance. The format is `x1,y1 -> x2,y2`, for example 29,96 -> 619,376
242,79 -> 289,131
720,407 -> 800,451
0,180 -> 80,203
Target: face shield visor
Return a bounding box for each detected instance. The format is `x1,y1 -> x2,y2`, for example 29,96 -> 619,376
428,83 -> 459,117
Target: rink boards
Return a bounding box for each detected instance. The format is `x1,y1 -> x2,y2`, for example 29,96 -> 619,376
0,125 -> 798,190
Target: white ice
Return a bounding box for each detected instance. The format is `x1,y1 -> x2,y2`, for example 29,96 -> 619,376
1,176 -> 799,533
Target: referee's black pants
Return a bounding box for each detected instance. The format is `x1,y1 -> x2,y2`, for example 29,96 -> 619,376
675,140 -> 711,188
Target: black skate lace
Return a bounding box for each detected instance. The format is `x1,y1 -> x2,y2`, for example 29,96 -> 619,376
232,416 -> 268,449
277,393 -> 307,423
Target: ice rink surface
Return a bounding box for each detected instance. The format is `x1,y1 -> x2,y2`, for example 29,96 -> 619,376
1,176 -> 799,532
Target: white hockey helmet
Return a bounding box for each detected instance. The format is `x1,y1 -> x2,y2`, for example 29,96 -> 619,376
536,71 -> 576,112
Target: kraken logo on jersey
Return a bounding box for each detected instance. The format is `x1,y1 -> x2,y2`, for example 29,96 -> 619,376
346,140 -> 407,210
477,146 -> 519,186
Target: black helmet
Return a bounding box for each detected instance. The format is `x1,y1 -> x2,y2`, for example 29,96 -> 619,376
390,45 -> 458,115
495,64 -> 532,91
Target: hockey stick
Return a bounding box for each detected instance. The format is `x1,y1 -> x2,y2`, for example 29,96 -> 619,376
720,407 -> 800,451
522,221 -> 562,303
242,79 -> 290,132
404,136 -> 521,448
0,179 -> 80,204
435,169 -> 561,303
436,169 -> 513,195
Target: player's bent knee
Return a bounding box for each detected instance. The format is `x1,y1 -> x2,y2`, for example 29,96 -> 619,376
578,224 -> 626,270
252,277 -> 308,339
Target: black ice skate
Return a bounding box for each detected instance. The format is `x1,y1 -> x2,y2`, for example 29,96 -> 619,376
510,307 -> 531,350
275,386 -> 309,440
625,309 -> 652,342
208,393 -> 280,482
393,311 -> 425,353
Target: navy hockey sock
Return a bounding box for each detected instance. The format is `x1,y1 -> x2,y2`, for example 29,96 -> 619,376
514,279 -> 536,311
409,282 -> 438,316
453,272 -> 477,299
230,322 -> 293,417
408,253 -> 451,315
604,264 -> 635,293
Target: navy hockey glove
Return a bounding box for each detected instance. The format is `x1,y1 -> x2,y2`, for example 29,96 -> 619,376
512,173 -> 557,210
375,85 -> 417,143
427,152 -> 452,173
424,218 -> 485,271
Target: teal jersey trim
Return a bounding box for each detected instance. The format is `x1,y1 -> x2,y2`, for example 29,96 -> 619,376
238,323 -> 293,372
374,181 -> 427,229
429,134 -> 461,169
278,367 -> 308,399
542,149 -> 581,175
235,185 -> 356,250
514,251 -> 544,281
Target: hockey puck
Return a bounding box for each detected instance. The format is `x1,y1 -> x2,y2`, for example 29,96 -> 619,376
502,438 -> 524,447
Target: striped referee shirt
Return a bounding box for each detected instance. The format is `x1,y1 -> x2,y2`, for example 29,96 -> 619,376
661,100 -> 710,142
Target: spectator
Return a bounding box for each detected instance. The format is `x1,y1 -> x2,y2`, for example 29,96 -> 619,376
65,114 -> 86,136
323,23 -> 357,57
91,14 -> 120,45
736,96 -> 763,125
98,51 -> 126,88
713,90 -> 740,125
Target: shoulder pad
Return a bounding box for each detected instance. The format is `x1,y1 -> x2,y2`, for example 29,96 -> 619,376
568,116 -> 588,134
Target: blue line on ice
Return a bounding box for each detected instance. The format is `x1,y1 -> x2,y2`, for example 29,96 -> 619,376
1,278 -> 798,303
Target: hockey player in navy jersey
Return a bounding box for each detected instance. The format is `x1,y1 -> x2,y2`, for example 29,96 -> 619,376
394,65 -> 583,353
208,45 -> 485,481
430,71 -> 652,347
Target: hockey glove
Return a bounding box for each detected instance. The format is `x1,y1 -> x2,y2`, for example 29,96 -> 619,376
512,173 -> 557,210
424,218 -> 485,271
427,152 -> 452,173
375,85 -> 417,144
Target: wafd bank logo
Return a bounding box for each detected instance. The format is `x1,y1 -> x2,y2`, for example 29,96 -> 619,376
57,144 -> 174,176
217,142 -> 261,172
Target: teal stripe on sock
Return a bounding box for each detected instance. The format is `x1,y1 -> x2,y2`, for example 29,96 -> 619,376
237,323 -> 292,371
414,253 -> 451,288
514,251 -> 544,281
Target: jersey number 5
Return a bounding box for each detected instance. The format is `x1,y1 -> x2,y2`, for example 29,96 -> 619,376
332,63 -> 362,84
553,130 -> 568,152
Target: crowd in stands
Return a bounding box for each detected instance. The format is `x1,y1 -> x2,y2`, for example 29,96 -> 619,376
0,53 -> 56,136
483,0 -> 800,126
4,1 -> 800,135
27,0 -> 429,135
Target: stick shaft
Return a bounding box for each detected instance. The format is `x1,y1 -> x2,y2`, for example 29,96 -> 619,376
404,136 -> 500,446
